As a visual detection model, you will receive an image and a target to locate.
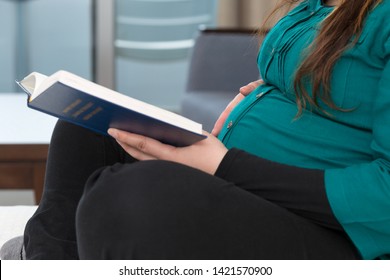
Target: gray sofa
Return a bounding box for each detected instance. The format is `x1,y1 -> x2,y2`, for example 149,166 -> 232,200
181,28 -> 261,132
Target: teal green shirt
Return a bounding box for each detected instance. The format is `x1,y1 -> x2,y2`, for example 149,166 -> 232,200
218,0 -> 390,259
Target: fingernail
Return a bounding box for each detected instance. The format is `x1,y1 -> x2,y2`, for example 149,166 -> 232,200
107,128 -> 117,137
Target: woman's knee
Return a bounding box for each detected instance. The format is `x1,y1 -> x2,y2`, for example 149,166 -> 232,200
82,160 -> 200,201
77,159 -> 222,227
76,161 -> 199,258
77,161 -> 186,221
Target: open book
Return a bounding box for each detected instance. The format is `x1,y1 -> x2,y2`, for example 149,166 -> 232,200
16,70 -> 206,147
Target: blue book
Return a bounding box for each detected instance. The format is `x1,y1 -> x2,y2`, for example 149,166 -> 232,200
16,70 -> 206,147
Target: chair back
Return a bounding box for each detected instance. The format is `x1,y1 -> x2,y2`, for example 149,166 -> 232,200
186,28 -> 260,93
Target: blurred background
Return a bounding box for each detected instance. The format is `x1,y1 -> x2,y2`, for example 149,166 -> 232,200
0,0 -> 276,205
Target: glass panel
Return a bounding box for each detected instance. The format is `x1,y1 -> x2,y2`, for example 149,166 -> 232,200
0,0 -> 17,92
0,0 -> 92,93
115,0 -> 218,111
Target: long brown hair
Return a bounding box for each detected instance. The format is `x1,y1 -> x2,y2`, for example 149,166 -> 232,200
263,0 -> 382,116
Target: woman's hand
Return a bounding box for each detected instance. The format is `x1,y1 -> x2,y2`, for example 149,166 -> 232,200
108,129 -> 228,175
211,79 -> 264,136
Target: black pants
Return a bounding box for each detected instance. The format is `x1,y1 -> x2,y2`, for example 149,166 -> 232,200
24,120 -> 360,259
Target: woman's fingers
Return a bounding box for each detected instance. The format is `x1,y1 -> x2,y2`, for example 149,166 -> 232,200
239,79 -> 264,96
108,128 -> 175,161
211,93 -> 245,136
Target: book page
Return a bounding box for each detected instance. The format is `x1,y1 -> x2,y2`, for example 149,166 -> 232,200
19,72 -> 48,98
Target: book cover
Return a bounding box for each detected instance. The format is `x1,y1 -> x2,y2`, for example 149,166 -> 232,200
17,71 -> 206,147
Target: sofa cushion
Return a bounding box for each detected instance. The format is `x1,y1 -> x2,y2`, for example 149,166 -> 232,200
0,236 -> 25,260
181,91 -> 237,132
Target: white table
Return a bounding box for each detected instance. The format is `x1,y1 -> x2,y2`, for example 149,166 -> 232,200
0,93 -> 57,144
0,93 -> 57,203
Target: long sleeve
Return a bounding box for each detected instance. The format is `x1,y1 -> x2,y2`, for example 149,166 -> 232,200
215,148 -> 342,231
324,38 -> 390,260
